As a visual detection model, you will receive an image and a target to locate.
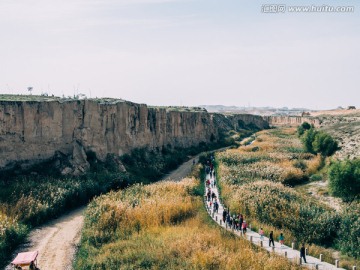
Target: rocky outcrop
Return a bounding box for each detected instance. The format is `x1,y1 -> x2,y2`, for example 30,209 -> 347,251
263,116 -> 321,127
0,99 -> 269,175
213,113 -> 269,131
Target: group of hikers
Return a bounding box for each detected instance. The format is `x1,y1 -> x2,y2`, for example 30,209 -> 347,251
204,156 -> 308,265
222,208 -> 249,235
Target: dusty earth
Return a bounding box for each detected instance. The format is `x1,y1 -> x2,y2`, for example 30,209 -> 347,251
6,207 -> 85,270
6,156 -> 200,270
295,180 -> 343,211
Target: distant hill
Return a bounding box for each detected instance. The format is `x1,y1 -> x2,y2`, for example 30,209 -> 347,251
199,105 -> 312,116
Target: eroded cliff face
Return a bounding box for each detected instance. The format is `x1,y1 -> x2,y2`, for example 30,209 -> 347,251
263,116 -> 321,127
0,99 -> 269,175
0,99 -> 221,174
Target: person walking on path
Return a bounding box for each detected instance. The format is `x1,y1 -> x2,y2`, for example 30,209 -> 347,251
214,200 -> 219,213
211,191 -> 216,202
242,220 -> 247,235
259,228 -> 264,241
269,231 -> 275,247
222,208 -> 227,222
300,244 -> 307,264
279,233 -> 285,247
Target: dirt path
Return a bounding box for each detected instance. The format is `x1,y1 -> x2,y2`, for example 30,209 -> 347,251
161,147 -> 229,182
161,157 -> 198,181
6,207 -> 85,270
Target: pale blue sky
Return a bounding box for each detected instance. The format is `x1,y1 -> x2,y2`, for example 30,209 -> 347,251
0,0 -> 359,109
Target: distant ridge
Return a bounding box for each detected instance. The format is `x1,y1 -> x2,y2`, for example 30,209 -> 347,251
199,105 -> 312,116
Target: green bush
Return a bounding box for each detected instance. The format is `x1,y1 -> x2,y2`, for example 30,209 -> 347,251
297,122 -> 312,136
337,203 -> 360,258
328,158 -> 360,201
301,128 -> 338,157
0,220 -> 28,264
302,128 -> 317,153
312,132 -> 338,156
310,174 -> 323,181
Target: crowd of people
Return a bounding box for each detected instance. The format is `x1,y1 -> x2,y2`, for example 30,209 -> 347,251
203,156 -> 307,264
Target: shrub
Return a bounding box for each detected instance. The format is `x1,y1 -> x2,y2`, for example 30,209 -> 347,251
302,128 -> 317,154
337,203 -> 360,258
328,158 -> 360,201
0,214 -> 28,263
297,121 -> 312,136
312,132 -> 338,156
293,160 -> 307,171
300,128 -> 338,157
310,174 -> 323,181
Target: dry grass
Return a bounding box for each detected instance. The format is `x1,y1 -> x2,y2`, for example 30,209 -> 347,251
75,178 -> 302,270
215,127 -> 360,269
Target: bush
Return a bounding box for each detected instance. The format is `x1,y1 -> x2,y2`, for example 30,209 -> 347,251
312,132 -> 338,156
293,160 -> 307,171
0,215 -> 28,263
328,158 -> 360,201
301,128 -> 338,157
337,203 -> 360,258
297,122 -> 312,136
302,128 -> 317,154
310,174 -> 323,181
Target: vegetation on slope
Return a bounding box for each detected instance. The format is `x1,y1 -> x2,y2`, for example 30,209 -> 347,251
215,127 -> 359,268
0,159 -> 129,265
328,158 -> 360,202
297,121 -> 338,157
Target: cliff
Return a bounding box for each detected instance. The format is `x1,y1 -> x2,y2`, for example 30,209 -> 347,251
263,116 -> 321,127
0,98 -> 268,175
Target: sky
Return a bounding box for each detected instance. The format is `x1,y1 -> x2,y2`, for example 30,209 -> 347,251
0,0 -> 359,110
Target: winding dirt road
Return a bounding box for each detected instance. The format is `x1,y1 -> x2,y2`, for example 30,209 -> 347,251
6,156 -> 199,270
6,207 -> 85,270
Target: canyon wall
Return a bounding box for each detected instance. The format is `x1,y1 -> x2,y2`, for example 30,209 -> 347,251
264,116 -> 321,127
0,99 -> 268,174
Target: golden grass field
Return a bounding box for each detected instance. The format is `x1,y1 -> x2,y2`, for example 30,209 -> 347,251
74,171 -> 302,270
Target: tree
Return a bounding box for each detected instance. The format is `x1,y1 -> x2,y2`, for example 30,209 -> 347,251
297,121 -> 312,136
328,158 -> 360,201
312,131 -> 338,156
337,203 -> 360,258
301,128 -> 317,153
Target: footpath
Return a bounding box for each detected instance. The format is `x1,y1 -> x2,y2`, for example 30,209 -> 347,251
204,172 -> 347,270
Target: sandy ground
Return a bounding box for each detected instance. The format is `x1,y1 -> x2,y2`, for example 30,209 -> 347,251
295,180 -> 343,211
6,207 -> 85,270
6,153 -> 206,270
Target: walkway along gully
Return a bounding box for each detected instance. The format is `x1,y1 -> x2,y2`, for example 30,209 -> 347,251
203,171 -> 348,270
